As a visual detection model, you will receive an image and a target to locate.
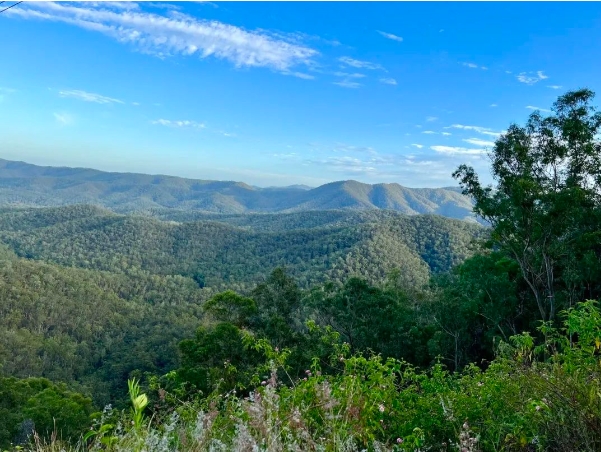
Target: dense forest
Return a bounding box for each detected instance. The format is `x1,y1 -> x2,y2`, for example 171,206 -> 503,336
1,89 -> 601,451
0,206 -> 483,291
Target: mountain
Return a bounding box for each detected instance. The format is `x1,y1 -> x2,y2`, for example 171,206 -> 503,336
0,159 -> 476,221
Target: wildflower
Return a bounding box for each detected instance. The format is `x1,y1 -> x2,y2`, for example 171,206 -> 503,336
261,380 -> 267,385
535,405 -> 541,411
378,404 -> 385,413
477,382 -> 483,387
396,438 -> 403,444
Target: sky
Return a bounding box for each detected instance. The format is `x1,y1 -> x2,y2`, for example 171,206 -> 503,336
1,1 -> 601,187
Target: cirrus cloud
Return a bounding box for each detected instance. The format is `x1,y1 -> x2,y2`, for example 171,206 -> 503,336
152,118 -> 206,129
377,30 -> 403,42
431,145 -> 487,156
6,2 -> 319,74
338,56 -> 384,71
59,89 -> 124,104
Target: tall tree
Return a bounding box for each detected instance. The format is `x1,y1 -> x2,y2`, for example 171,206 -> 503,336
453,89 -> 601,321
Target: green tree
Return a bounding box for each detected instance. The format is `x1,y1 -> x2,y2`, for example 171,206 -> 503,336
0,377 -> 94,449
453,89 -> 601,322
203,290 -> 257,328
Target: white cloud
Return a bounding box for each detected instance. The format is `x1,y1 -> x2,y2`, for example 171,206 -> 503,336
379,77 -> 397,85
516,70 -> 548,85
333,72 -> 366,79
152,119 -> 206,129
332,144 -> 374,153
422,130 -> 437,134
339,56 -> 383,70
53,112 -> 74,125
333,80 -> 362,89
69,1 -> 140,10
281,71 -> 315,80
526,105 -> 552,113
441,132 -> 451,136
463,137 -> 495,147
426,116 -> 438,122
462,62 -> 487,70
59,89 -> 124,104
377,30 -> 403,42
547,85 -> 562,90
7,2 -> 318,74
490,103 -> 498,107
431,145 -> 486,155
132,101 -> 140,106
445,124 -> 503,137
411,144 -> 423,149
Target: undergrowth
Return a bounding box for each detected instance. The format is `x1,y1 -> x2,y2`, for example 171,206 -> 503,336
6,301 -> 601,452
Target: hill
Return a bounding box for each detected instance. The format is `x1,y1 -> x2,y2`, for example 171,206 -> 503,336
0,205 -> 485,292
0,159 -> 476,220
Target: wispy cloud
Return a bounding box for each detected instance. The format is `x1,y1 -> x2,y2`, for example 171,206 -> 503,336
151,119 -> 206,129
441,132 -> 452,136
411,144 -> 424,149
426,116 -> 438,122
422,130 -> 437,134
526,105 -> 552,113
333,72 -> 366,79
431,145 -> 486,156
379,77 -> 397,85
463,137 -> 495,147
339,56 -> 383,70
6,2 -> 318,74
70,2 -> 141,11
332,144 -> 376,154
516,70 -> 548,85
333,80 -> 362,89
462,62 -> 487,70
281,71 -> 315,80
445,124 -> 503,137
547,85 -> 562,90
377,30 -> 403,42
59,89 -> 124,104
490,103 -> 498,107
53,112 -> 74,125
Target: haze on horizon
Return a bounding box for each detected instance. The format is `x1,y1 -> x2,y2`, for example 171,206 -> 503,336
1,1 -> 601,187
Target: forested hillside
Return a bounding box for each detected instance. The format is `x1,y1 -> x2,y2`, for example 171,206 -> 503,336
0,243 -> 206,407
0,159 -> 476,220
0,205 -> 484,291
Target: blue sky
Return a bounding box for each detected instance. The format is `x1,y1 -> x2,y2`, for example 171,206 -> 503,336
1,1 -> 601,187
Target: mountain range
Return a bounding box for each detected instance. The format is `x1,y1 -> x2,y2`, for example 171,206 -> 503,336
0,158 -> 476,221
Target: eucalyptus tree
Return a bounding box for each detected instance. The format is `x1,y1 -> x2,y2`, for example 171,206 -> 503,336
454,89 -> 601,321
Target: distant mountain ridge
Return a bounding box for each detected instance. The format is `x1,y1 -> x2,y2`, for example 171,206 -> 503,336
0,158 -> 476,220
